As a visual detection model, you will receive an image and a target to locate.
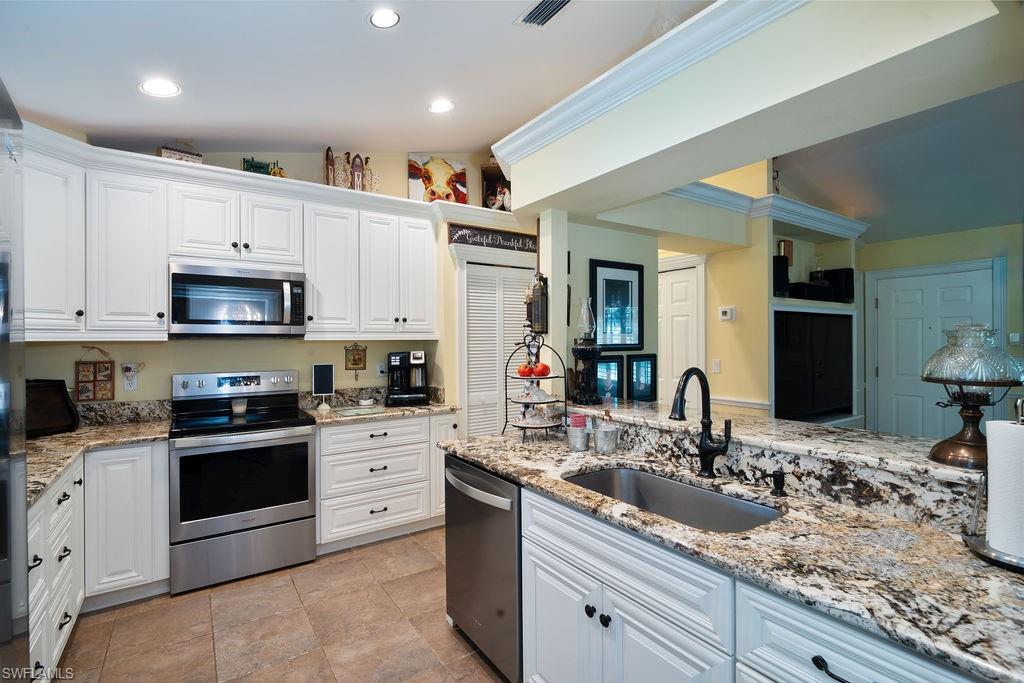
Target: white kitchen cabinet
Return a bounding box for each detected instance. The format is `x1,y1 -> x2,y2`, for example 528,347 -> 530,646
86,170 -> 168,336
84,442 -> 169,596
602,586 -> 733,682
359,211 -> 401,333
398,217 -> 437,334
522,539 -> 604,683
428,414 -> 458,516
168,181 -> 240,259
304,203 -> 359,335
240,192 -> 303,266
23,150 -> 86,336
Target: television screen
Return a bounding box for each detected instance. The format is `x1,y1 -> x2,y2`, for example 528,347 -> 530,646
774,311 -> 853,421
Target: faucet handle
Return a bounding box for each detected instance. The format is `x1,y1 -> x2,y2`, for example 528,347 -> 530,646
723,419 -> 732,443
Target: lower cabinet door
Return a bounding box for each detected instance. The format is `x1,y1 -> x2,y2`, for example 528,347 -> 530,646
522,539 -> 603,683
602,586 -> 734,682
428,415 -> 458,516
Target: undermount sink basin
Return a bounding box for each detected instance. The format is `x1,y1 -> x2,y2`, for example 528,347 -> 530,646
564,468 -> 782,533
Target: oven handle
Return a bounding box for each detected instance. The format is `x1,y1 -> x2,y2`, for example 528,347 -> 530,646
283,281 -> 292,324
445,469 -> 513,511
170,425 -> 314,450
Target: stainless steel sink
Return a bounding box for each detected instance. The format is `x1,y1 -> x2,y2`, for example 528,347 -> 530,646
564,468 -> 782,533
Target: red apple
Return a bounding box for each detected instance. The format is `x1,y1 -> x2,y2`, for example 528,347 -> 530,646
517,363 -> 534,377
533,362 -> 551,377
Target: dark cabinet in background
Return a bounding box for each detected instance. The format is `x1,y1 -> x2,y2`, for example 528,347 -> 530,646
774,311 -> 853,421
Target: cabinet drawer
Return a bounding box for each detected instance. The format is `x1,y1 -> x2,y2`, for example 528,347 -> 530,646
27,506 -> 46,604
29,605 -> 49,680
321,417 -> 429,454
521,490 -> 734,654
46,512 -> 74,590
48,572 -> 75,667
320,482 -> 429,543
45,475 -> 74,533
321,442 -> 429,498
736,582 -> 970,683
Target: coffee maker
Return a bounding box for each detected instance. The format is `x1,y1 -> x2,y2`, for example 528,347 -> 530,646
386,350 -> 429,406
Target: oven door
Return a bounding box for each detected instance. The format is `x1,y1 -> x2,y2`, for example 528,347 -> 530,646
169,263 -> 304,336
169,426 -> 315,544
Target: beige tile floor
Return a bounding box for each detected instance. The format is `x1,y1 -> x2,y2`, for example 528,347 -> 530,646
60,527 -> 505,682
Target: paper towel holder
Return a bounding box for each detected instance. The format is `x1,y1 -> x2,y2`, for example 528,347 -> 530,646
962,398 -> 1024,573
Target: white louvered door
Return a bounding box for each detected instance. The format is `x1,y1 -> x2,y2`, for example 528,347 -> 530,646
464,264 -> 534,437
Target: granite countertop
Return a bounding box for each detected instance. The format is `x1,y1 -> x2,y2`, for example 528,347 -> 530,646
571,400 -> 981,485
26,403 -> 456,506
27,421 -> 170,505
441,434 -> 1024,682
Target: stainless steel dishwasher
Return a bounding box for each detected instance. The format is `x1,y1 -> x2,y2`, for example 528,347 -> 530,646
445,453 -> 520,682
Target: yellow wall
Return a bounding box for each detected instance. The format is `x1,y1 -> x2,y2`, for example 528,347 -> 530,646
705,217 -> 771,405
25,339 -> 438,402
566,221 -> 659,363
857,223 -> 1023,357
702,160 -> 771,198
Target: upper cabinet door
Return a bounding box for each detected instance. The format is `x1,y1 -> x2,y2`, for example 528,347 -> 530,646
304,203 -> 359,335
168,182 -> 240,260
23,151 -> 86,335
398,217 -> 437,335
359,211 -> 401,333
86,171 -> 168,334
239,193 -> 303,266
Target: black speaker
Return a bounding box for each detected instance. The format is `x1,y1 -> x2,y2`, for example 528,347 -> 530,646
772,255 -> 790,297
789,281 -> 834,302
822,267 -> 855,303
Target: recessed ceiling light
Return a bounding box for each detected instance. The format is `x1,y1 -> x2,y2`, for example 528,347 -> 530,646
428,98 -> 455,114
369,9 -> 400,29
139,78 -> 182,98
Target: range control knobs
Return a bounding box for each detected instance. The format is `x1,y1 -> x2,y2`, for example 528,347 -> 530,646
270,376 -> 280,385
284,375 -> 293,384
179,379 -> 190,390
197,379 -> 206,389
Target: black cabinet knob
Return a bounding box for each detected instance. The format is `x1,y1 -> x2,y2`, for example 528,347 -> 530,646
393,317 -> 400,323
452,423 -> 458,430
401,317 -> 407,323
75,309 -> 84,317
231,241 -> 239,248
242,242 -> 250,249
28,554 -> 42,572
811,656 -> 851,683
157,311 -> 165,319
584,604 -> 596,618
307,315 -> 313,321
57,546 -> 71,562
58,612 -> 72,630
599,613 -> 611,628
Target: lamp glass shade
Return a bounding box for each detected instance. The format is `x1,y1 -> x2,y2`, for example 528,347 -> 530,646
577,297 -> 597,339
921,324 -> 1024,393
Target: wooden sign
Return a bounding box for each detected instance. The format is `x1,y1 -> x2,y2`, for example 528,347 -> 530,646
448,224 -> 536,253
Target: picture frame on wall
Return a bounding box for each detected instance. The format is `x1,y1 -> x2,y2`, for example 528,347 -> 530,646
626,354 -> 657,402
589,259 -> 644,350
596,355 -> 624,402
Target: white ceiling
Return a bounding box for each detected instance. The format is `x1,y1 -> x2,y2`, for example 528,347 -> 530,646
0,0 -> 708,153
774,80 -> 1024,243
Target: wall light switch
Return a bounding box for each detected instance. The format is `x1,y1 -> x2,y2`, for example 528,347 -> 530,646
377,363 -> 387,376
711,359 -> 721,374
718,307 -> 736,322
122,362 -> 140,391
1010,332 -> 1022,345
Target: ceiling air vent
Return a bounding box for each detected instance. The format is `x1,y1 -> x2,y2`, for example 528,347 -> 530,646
517,0 -> 571,27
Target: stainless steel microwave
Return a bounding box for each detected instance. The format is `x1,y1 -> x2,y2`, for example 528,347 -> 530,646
169,263 -> 306,336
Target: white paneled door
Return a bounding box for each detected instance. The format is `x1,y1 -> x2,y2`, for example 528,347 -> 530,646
304,203 -> 359,334
359,211 -> 401,333
875,266 -> 993,438
464,264 -> 534,437
658,266 -> 702,406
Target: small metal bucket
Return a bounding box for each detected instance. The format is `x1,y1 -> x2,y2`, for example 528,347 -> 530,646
567,427 -> 590,452
594,426 -> 619,455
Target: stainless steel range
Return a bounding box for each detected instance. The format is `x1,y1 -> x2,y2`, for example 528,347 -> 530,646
168,370 -> 316,593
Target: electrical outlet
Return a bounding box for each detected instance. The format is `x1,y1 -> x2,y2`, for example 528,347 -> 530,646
711,359 -> 721,374
121,362 -> 140,391
377,363 -> 387,376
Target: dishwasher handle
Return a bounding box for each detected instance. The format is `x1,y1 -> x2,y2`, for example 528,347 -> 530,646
445,469 -> 513,511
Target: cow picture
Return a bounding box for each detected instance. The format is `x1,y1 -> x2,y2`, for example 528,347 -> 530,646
408,153 -> 468,204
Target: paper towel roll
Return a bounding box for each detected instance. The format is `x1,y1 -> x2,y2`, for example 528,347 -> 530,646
987,420 -> 1024,557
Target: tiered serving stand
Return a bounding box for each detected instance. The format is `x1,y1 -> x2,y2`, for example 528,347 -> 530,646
502,328 -> 568,441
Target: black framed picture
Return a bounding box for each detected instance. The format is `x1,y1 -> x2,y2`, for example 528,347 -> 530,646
627,354 -> 657,402
596,355 -> 624,401
589,259 -> 644,350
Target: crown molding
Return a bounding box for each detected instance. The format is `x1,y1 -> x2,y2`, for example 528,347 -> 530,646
665,181 -> 754,213
749,194 -> 869,240
431,201 -> 528,232
491,0 -> 807,174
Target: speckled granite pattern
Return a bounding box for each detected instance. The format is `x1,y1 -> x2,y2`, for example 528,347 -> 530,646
440,434 -> 1024,682
298,386 -> 445,410
312,403 -> 456,426
572,401 -> 982,532
26,421 -> 169,505
77,399 -> 171,426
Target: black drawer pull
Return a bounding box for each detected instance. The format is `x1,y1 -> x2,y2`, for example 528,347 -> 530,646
74,477 -> 83,486
369,506 -> 389,515
56,492 -> 70,506
812,655 -> 851,683
599,613 -> 611,628
58,612 -> 72,630
369,465 -> 389,473
584,604 -> 596,618
32,662 -> 44,680
369,432 -> 388,438
28,554 -> 42,572
57,546 -> 71,562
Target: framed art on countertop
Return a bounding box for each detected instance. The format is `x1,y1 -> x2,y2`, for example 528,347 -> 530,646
596,355 -> 624,402
627,354 -> 657,402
